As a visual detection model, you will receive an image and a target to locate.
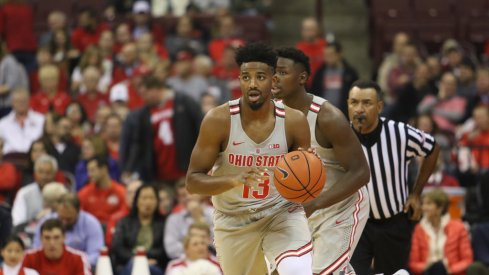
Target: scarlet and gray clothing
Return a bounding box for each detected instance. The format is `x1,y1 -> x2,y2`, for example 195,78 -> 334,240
212,100 -> 312,275
119,92 -> 203,182
211,99 -> 288,214
306,95 -> 369,275
23,246 -> 91,275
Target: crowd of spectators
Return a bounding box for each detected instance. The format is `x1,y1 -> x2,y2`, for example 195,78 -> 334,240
0,0 -> 488,273
0,0 -> 271,273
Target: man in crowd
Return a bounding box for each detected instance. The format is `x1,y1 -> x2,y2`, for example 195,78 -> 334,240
78,156 -> 127,226
33,193 -> 104,267
12,155 -> 57,226
24,218 -> 92,274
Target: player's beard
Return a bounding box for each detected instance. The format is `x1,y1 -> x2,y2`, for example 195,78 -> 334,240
248,101 -> 265,111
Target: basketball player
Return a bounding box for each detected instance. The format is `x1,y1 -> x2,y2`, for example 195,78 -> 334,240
273,47 -> 370,275
186,43 -> 314,275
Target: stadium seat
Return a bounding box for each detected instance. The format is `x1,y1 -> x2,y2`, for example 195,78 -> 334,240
370,0 -> 413,18
32,0 -> 75,34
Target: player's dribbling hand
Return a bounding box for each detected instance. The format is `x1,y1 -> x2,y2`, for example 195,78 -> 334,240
297,147 -> 320,159
235,168 -> 269,189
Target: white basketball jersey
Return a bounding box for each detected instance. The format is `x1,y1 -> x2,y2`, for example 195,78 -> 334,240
212,99 -> 289,214
307,95 -> 346,192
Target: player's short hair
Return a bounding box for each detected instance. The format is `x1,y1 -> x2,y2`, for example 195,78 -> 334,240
276,47 -> 311,76
235,42 -> 277,69
41,218 -> 65,234
350,80 -> 383,101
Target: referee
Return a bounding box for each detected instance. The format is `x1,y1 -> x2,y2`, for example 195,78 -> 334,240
348,80 -> 440,275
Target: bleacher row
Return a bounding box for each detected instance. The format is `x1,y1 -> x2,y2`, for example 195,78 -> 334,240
369,0 -> 489,65
31,0 -> 269,43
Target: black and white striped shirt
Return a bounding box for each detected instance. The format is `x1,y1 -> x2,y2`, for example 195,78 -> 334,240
354,117 -> 436,220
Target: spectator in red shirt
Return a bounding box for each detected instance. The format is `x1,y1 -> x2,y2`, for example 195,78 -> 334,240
76,67 -> 109,122
208,15 -> 245,63
418,72 -> 467,134
78,156 -> 127,226
109,65 -> 148,110
29,48 -> 68,95
0,0 -> 37,73
459,105 -> 489,172
112,42 -> 139,85
23,218 -> 92,275
30,65 -> 71,115
295,17 -> 327,88
0,138 -> 19,203
409,189 -> 473,275
71,8 -> 109,52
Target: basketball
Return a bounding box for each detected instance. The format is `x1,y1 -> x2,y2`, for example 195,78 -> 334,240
273,151 -> 326,203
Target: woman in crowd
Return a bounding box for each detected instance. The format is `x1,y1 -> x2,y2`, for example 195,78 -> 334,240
70,45 -> 112,94
1,235 -> 39,275
23,139 -> 66,186
165,233 -> 221,275
111,185 -> 168,275
65,102 -> 90,145
410,189 -> 473,275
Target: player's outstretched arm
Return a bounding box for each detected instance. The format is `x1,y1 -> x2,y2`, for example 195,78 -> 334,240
285,107 -> 311,151
305,104 -> 370,214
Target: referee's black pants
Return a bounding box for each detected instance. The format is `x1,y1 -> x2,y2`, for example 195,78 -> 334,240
350,213 -> 414,275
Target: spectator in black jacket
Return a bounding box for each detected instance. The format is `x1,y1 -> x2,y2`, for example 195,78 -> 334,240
311,41 -> 358,117
42,114 -> 80,174
111,184 -> 168,275
119,76 -> 203,184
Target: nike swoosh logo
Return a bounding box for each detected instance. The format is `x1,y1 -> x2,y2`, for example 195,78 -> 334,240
277,167 -> 289,179
232,141 -> 245,146
335,220 -> 343,225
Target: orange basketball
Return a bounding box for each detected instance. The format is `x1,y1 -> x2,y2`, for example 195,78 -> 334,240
273,151 -> 326,203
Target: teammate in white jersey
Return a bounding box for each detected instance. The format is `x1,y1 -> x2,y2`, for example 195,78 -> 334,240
186,43 -> 314,275
272,47 -> 370,275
